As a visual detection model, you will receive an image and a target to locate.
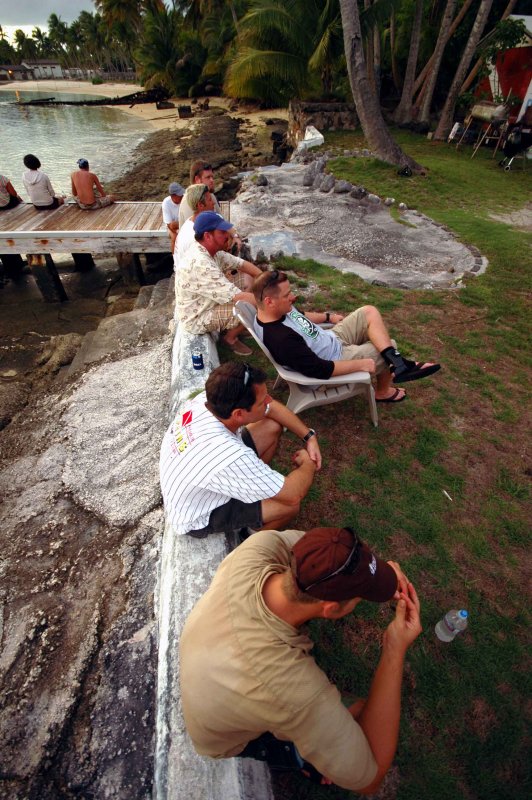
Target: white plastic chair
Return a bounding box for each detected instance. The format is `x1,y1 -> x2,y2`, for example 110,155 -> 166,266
235,301 -> 378,427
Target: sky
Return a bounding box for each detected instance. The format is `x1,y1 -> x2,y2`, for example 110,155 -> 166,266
0,0 -> 95,42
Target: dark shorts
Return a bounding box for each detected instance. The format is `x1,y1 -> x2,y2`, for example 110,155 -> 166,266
238,732 -> 304,770
187,428 -> 264,538
0,195 -> 21,211
34,197 -> 60,211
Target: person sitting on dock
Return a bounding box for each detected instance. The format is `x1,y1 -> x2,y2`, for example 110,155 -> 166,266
160,361 -> 320,537
175,211 -> 261,356
253,269 -> 440,403
179,524 -> 421,792
179,159 -> 221,226
71,158 -> 117,211
22,154 -> 65,211
0,175 -> 23,211
161,181 -> 185,251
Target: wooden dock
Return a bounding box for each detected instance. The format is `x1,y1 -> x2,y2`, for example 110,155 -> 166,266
0,201 -> 167,254
0,201 -> 169,301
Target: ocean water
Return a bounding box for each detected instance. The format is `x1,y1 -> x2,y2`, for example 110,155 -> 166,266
0,89 -> 153,200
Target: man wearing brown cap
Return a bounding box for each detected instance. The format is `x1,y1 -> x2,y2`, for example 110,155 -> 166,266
179,527 -> 422,792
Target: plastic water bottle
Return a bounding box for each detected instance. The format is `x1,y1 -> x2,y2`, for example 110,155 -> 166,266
435,609 -> 468,642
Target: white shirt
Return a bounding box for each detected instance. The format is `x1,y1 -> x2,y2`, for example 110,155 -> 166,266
173,216 -> 195,270
22,170 -> 56,206
159,394 -> 285,535
161,195 -> 182,225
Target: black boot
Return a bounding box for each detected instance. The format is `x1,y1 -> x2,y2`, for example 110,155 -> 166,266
381,346 -> 441,384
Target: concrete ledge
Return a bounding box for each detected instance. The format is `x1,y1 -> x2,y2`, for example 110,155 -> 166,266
168,324 -> 219,419
154,323 -> 273,800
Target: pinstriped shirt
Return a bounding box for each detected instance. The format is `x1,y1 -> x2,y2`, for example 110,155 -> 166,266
159,394 -> 285,535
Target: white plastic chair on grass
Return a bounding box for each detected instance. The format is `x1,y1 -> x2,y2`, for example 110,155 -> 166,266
234,301 -> 378,427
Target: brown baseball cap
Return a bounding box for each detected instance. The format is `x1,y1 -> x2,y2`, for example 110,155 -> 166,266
292,527 -> 398,602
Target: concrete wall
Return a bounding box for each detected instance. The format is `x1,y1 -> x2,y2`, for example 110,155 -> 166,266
154,327 -> 273,800
287,100 -> 359,148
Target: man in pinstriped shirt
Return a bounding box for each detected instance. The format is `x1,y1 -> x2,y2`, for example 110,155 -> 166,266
160,362 -> 321,538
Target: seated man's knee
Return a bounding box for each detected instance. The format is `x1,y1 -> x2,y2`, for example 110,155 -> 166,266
263,417 -> 282,441
363,304 -> 379,319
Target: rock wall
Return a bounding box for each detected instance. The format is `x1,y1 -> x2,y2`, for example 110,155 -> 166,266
0,280 -> 175,800
287,101 -> 359,147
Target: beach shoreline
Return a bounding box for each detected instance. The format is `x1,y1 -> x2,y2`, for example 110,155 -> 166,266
0,79 -> 188,133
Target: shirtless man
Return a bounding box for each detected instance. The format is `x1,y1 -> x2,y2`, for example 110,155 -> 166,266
71,158 -> 117,210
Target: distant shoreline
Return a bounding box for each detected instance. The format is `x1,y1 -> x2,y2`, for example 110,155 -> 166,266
0,80 -> 182,133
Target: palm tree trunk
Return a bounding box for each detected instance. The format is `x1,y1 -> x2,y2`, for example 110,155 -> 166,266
433,0 -> 495,141
413,0 -> 476,98
417,0 -> 457,124
390,12 -> 400,91
339,0 -> 423,171
364,0 -> 375,91
460,0 -> 518,93
393,0 -> 423,124
373,13 -> 381,95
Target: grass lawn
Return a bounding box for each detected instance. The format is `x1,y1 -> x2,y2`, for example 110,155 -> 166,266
234,130 -> 531,800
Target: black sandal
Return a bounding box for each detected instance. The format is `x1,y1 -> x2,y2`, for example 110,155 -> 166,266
392,358 -> 441,384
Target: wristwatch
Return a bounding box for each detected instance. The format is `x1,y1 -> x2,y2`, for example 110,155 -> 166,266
325,312 -> 331,323
302,428 -> 316,442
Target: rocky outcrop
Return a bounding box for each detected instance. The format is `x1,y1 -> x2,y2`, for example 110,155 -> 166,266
0,278 -> 175,799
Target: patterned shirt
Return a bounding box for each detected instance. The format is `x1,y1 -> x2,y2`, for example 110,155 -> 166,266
0,175 -> 11,207
175,239 -> 244,333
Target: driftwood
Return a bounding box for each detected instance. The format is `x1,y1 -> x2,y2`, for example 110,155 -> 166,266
16,87 -> 170,108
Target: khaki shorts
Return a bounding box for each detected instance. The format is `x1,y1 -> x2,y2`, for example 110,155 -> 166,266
202,270 -> 246,332
77,196 -> 113,210
333,308 -> 395,374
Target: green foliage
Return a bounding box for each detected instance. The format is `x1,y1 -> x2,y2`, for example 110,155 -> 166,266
478,17 -> 528,66
264,130 -> 530,800
134,7 -> 204,95
91,76 -> 104,84
224,0 -> 345,103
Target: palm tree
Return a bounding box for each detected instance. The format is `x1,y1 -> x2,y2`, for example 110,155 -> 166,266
392,0 -> 423,124
32,27 -> 52,58
339,0 -> 422,170
47,13 -> 69,59
416,0 -> 457,124
14,29 -> 38,60
135,6 -> 203,94
225,0 -> 344,104
433,0 -> 494,140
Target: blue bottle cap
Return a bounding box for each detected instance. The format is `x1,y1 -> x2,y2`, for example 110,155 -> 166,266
458,609 -> 468,618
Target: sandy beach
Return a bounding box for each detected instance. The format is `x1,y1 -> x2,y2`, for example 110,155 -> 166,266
3,79 -> 289,135
2,79 -> 193,133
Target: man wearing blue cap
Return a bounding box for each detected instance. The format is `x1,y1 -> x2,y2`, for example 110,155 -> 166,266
71,158 -> 117,210
175,210 -> 262,355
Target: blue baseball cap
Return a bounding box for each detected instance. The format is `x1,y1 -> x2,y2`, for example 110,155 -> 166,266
194,211 -> 232,236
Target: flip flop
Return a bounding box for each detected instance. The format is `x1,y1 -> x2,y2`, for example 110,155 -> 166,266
392,360 -> 441,384
376,387 -> 407,403
223,338 -> 252,356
